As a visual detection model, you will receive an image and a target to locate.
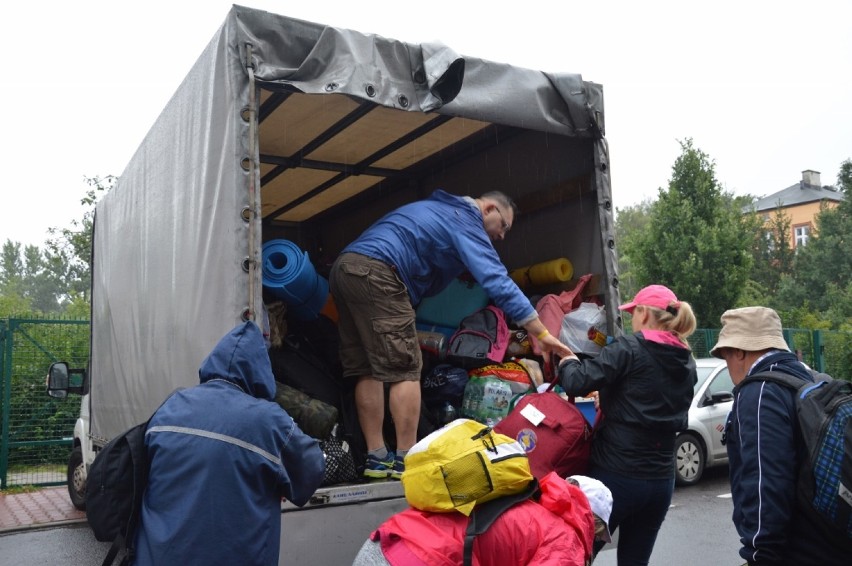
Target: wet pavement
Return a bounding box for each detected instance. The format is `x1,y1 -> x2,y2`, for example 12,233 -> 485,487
0,487 -> 86,533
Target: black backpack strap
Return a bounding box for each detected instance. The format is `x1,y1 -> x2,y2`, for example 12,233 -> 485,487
102,389 -> 182,566
741,370 -> 806,391
101,532 -> 125,566
463,479 -> 539,566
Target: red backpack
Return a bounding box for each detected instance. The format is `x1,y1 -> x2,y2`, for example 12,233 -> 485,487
495,378 -> 593,480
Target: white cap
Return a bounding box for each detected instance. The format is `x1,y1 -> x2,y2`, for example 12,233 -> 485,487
569,475 -> 613,543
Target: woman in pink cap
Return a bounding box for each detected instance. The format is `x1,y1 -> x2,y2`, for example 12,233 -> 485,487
557,284 -> 697,566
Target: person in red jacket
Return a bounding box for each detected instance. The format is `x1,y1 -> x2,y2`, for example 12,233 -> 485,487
352,472 -> 612,566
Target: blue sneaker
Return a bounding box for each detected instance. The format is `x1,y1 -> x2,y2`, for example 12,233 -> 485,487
363,453 -> 394,479
390,453 -> 405,480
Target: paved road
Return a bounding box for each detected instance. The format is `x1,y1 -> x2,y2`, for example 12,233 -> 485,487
0,523 -> 112,565
1,466 -> 742,565
595,465 -> 742,566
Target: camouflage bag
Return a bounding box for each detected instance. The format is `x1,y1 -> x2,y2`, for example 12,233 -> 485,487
274,382 -> 338,439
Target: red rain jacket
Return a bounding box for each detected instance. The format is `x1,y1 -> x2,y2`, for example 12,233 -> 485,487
371,471 -> 595,566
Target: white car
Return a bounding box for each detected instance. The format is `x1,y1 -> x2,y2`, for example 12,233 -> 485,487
675,358 -> 735,485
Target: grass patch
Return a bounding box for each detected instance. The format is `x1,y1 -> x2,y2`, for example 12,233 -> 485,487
1,485 -> 39,495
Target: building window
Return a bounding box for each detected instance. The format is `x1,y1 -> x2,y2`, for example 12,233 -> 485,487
794,224 -> 810,248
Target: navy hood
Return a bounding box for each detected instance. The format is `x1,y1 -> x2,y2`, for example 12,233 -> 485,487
198,321 -> 276,401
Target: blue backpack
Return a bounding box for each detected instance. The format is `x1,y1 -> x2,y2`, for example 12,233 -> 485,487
744,371 -> 852,545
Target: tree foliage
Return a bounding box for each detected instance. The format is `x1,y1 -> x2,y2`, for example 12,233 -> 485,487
614,199 -> 654,304
45,175 -> 114,303
628,139 -> 752,328
0,175 -> 111,317
743,205 -> 795,303
1,240 -> 58,315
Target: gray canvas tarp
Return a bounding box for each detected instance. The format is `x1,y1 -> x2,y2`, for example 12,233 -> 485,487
89,4 -> 606,441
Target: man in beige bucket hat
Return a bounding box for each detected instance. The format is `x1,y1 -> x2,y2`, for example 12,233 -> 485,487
712,306 -> 847,565
710,306 -> 790,385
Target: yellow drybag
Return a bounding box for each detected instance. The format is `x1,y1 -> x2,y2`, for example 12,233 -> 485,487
401,418 -> 534,515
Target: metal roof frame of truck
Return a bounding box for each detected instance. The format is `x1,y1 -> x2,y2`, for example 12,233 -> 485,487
89,4 -> 618,441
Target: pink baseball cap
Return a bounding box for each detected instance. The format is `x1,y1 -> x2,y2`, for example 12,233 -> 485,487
618,284 -> 680,314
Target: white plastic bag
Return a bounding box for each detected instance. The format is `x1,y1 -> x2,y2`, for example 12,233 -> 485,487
558,302 -> 607,355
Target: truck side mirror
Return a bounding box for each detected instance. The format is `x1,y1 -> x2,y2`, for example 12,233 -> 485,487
46,362 -> 87,398
47,362 -> 70,399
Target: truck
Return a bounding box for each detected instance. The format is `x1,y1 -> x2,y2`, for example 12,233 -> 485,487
46,5 -> 620,563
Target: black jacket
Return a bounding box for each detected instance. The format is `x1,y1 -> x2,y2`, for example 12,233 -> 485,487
558,332 -> 696,479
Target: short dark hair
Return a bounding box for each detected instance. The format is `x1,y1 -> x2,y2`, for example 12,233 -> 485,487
481,191 -> 519,216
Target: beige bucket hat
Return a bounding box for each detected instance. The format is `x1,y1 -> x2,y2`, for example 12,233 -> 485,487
710,306 -> 790,358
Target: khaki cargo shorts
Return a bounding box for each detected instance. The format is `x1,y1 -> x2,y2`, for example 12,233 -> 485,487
329,253 -> 422,382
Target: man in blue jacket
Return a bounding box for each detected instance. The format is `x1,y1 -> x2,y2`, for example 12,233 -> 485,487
712,306 -> 846,565
329,190 -> 571,479
133,321 -> 324,566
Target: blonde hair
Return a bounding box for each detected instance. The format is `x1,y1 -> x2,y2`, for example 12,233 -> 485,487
638,301 -> 697,346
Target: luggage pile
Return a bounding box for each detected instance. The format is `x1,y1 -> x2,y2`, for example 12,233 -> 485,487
411,272 -> 606,481
265,295 -> 364,487
265,262 -> 609,486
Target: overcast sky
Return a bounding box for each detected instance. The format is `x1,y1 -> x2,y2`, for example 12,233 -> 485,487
1,1 -> 850,248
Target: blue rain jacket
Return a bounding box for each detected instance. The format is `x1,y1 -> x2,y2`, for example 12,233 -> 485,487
133,321 -> 324,566
343,189 -> 536,325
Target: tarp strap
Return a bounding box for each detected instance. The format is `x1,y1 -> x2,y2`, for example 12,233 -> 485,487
246,44 -> 259,323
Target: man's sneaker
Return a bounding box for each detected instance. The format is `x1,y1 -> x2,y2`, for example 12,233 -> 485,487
389,454 -> 405,480
363,453 -> 394,479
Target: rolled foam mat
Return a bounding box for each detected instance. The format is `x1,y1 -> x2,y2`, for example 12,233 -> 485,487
510,257 -> 573,288
262,239 -> 329,321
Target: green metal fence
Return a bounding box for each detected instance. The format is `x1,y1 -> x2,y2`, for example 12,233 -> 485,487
0,318 -> 89,489
689,328 -> 851,378
0,318 -> 848,490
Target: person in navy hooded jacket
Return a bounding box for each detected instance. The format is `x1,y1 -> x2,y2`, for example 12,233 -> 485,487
133,321 -> 324,566
713,306 -> 848,565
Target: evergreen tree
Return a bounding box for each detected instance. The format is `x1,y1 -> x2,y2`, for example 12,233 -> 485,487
0,241 -> 65,314
1,241 -> 31,315
22,243 -> 63,312
1,240 -> 24,287
629,139 -> 752,328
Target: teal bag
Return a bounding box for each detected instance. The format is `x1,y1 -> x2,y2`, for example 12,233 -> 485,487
416,276 -> 488,329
